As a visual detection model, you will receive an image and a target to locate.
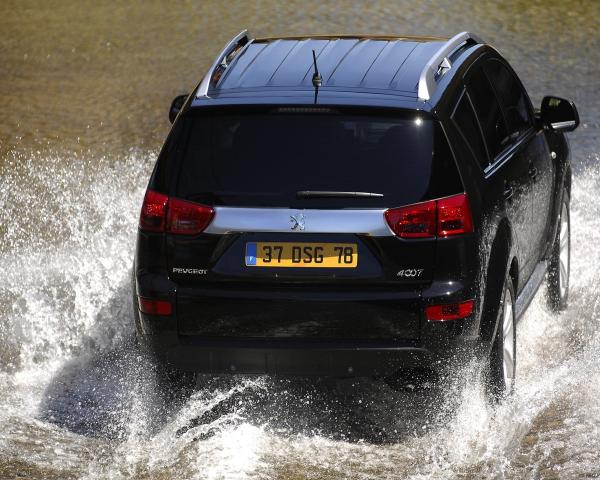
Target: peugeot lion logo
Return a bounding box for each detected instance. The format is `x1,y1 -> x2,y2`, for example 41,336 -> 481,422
289,213 -> 306,231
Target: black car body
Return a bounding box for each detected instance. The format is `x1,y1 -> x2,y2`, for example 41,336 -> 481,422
133,31 -> 579,391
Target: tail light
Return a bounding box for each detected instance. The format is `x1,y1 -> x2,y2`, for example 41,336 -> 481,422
437,193 -> 473,236
138,297 -> 172,316
167,198 -> 214,235
385,193 -> 472,239
384,200 -> 436,238
425,299 -> 474,321
139,190 -> 168,232
139,190 -> 214,235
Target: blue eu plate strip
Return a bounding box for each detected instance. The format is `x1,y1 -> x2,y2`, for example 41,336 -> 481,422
245,242 -> 257,266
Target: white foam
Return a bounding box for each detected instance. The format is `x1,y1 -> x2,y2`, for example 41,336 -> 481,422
1,150 -> 599,478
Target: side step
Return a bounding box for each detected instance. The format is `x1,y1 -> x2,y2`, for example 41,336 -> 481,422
514,260 -> 547,321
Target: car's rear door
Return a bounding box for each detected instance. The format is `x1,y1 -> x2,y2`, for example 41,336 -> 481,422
462,59 -> 536,286
483,58 -> 555,265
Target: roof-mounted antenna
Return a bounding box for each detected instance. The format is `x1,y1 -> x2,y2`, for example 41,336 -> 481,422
311,50 -> 322,87
311,49 -> 322,104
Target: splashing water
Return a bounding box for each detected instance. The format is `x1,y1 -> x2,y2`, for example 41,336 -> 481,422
0,143 -> 599,479
1,1 -> 600,477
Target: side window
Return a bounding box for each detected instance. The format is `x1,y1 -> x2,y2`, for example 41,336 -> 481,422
452,91 -> 489,169
466,66 -> 509,159
484,59 -> 533,139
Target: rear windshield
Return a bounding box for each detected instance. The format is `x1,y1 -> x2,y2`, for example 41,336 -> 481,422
169,109 -> 462,208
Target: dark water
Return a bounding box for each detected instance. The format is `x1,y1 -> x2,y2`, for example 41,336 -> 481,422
1,1 -> 599,478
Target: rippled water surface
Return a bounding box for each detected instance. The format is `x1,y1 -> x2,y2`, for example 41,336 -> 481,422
1,1 -> 599,478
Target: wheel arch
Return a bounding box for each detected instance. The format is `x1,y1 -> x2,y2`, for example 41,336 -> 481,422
479,217 -> 515,347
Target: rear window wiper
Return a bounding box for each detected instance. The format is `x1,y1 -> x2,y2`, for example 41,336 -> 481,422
296,190 -> 384,198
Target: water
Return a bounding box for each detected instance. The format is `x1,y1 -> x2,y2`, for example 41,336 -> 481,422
1,1 -> 599,478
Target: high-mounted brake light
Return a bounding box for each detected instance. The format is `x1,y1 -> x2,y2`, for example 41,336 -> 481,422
425,299 -> 474,321
138,297 -> 172,316
384,193 -> 472,239
139,190 -> 214,235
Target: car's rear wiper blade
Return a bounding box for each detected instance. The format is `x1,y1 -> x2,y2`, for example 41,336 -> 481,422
296,190 -> 384,198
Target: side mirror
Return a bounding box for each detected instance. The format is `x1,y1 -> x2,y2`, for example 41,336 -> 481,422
540,96 -> 580,132
169,94 -> 188,124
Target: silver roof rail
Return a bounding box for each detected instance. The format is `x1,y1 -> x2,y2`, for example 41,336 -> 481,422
417,31 -> 483,101
196,30 -> 251,98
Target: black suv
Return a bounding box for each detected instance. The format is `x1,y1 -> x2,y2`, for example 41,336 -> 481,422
133,31 -> 579,396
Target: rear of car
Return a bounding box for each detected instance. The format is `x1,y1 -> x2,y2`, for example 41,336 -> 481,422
134,104 -> 479,376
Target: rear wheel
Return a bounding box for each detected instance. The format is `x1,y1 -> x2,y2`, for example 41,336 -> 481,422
486,275 -> 516,401
547,193 -> 570,311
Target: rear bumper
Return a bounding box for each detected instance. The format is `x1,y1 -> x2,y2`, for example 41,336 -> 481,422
138,334 -> 482,376
135,275 -> 483,376
176,287 -> 423,340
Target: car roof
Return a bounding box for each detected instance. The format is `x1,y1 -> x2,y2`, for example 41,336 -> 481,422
190,31 -> 484,110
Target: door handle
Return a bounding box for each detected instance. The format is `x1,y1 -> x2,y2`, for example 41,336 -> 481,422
503,184 -> 514,201
528,165 -> 539,181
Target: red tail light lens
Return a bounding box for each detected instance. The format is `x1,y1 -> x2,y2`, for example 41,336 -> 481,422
425,299 -> 474,321
167,198 -> 215,235
384,200 -> 437,238
138,297 -> 172,316
139,190 -> 168,232
385,193 -> 472,239
437,193 -> 473,237
139,190 -> 214,235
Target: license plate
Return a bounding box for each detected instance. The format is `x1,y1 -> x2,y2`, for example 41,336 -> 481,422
245,242 -> 358,268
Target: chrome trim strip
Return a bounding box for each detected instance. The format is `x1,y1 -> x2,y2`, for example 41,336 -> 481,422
418,31 -> 483,101
551,120 -> 576,130
204,207 -> 393,236
196,30 -> 250,98
483,128 -> 537,179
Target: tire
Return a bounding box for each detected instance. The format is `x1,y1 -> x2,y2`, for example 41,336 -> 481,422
486,274 -> 516,401
547,193 -> 570,311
